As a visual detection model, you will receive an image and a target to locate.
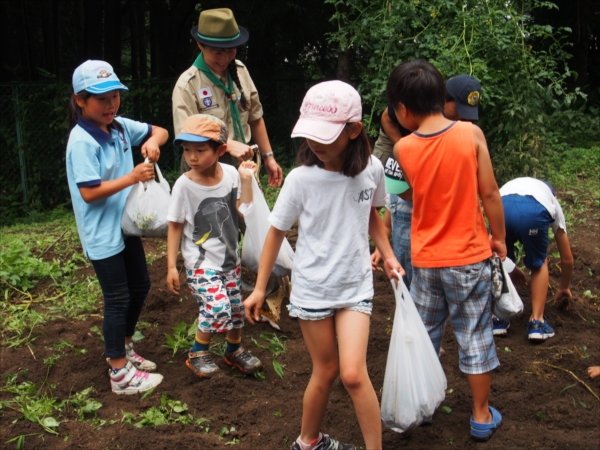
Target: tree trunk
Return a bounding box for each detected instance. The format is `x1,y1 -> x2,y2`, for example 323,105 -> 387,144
84,0 -> 103,59
336,49 -> 351,81
129,0 -> 139,79
137,4 -> 148,80
41,0 -> 60,77
104,0 -> 122,75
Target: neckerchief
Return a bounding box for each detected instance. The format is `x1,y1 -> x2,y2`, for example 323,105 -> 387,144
193,53 -> 246,144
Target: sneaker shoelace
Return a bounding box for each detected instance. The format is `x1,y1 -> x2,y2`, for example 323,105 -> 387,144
127,368 -> 150,387
234,349 -> 252,361
127,348 -> 146,364
112,365 -> 149,387
198,353 -> 215,364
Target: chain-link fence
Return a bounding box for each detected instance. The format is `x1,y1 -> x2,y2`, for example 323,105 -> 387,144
0,79 -> 306,225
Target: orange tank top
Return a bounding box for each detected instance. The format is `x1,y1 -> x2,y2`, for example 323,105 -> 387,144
398,121 -> 491,268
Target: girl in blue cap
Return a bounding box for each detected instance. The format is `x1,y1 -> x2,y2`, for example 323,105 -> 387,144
67,60 -> 168,395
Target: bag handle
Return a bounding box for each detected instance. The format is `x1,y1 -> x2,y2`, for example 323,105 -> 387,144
390,271 -> 410,320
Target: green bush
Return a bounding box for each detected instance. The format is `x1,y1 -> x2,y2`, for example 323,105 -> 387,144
325,0 -> 600,182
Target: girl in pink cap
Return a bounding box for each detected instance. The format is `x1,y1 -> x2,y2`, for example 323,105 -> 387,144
244,81 -> 403,450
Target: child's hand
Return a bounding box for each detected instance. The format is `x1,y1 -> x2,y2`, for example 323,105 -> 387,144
244,291 -> 265,325
383,256 -> 405,281
490,237 -> 507,260
371,249 -> 383,271
166,267 -> 180,294
131,162 -> 155,183
141,141 -> 161,162
238,161 -> 257,180
553,286 -> 572,308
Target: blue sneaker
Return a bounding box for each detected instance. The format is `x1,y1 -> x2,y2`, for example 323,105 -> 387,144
492,317 -> 510,336
528,316 -> 555,340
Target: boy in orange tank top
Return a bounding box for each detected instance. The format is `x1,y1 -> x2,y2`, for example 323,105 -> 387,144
387,60 -> 507,442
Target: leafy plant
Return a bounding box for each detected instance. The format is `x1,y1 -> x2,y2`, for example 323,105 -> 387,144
132,394 -> 196,427
0,239 -> 61,292
68,387 -> 102,421
251,332 -> 288,358
1,374 -> 62,435
325,0 -> 599,183
163,320 -> 196,357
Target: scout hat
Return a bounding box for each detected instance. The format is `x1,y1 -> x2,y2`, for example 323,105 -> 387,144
173,114 -> 228,146
191,8 -> 249,48
72,60 -> 128,94
291,80 -> 362,144
445,74 -> 481,121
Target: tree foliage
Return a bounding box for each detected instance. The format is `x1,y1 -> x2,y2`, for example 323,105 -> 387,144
325,0 -> 600,183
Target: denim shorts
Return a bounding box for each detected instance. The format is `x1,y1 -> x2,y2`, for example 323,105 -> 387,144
389,194 -> 413,289
287,300 -> 373,321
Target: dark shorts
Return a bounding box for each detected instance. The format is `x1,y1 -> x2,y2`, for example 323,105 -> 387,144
502,195 -> 553,269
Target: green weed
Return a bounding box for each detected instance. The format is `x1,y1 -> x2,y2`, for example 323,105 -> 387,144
251,332 -> 288,357
130,394 -> 196,427
163,320 -> 196,356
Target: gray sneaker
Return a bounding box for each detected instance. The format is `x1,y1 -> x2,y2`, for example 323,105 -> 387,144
224,347 -> 263,374
186,350 -> 220,377
290,433 -> 356,450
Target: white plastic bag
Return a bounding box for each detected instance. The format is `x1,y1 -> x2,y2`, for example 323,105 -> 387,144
238,171 -> 294,276
381,275 -> 447,433
492,257 -> 524,319
121,161 -> 171,237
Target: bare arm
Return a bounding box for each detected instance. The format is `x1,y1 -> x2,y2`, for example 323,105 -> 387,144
79,125 -> 167,203
244,226 -> 287,324
141,125 -> 168,162
249,117 -> 283,187
371,208 -> 392,270
381,108 -> 403,143
553,228 -> 573,302
79,163 -> 154,203
166,221 -> 184,295
473,124 -> 506,259
236,161 -> 257,210
369,207 -> 404,279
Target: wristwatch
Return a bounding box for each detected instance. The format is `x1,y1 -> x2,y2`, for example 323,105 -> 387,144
261,151 -> 274,160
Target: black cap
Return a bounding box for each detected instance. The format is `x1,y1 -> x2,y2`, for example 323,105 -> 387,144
445,74 -> 481,121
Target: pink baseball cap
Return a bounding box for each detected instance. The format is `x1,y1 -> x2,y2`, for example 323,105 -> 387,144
291,80 -> 362,144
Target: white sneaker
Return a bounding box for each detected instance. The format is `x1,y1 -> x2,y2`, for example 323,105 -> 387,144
125,342 -> 157,371
110,361 -> 163,395
106,342 -> 157,372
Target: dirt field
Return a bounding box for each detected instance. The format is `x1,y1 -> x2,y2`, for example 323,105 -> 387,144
1,192 -> 599,450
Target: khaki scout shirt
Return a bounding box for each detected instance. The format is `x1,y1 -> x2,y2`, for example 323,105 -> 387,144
172,59 -> 263,144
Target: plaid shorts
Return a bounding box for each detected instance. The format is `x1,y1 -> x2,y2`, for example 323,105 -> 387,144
187,266 -> 244,333
411,260 -> 499,375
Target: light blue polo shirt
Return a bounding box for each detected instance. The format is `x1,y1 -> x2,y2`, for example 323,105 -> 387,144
66,117 -> 152,260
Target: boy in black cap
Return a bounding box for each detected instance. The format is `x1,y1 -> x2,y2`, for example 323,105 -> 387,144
444,74 -> 482,121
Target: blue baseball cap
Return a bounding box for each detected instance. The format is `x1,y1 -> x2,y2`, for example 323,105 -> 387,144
72,60 -> 129,94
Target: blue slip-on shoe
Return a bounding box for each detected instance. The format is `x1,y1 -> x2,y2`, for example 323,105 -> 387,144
470,406 -> 502,441
528,316 -> 555,340
492,317 -> 510,336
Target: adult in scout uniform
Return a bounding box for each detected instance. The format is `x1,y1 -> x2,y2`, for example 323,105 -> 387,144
172,8 -> 283,187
